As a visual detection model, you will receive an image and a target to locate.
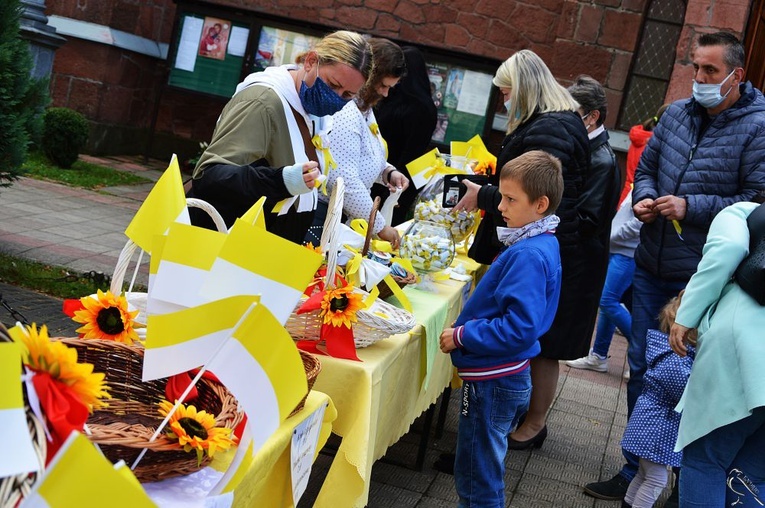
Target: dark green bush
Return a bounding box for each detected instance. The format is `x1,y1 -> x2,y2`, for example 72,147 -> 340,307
0,0 -> 50,187
43,107 -> 90,168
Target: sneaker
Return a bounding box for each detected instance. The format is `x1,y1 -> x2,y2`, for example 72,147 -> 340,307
583,474 -> 630,500
565,353 -> 608,372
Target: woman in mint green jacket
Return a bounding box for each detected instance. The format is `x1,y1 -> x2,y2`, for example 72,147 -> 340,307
669,199 -> 765,507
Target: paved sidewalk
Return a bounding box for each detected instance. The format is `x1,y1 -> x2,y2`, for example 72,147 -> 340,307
0,156 -> 668,507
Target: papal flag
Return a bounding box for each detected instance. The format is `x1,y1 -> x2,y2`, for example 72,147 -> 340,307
0,342 -> 41,478
20,432 -> 156,508
205,300 -> 307,450
142,294 -> 260,381
125,154 -> 188,253
148,222 -> 227,310
199,218 -> 323,324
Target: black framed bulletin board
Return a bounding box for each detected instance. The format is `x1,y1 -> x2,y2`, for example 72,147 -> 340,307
166,2 -> 500,144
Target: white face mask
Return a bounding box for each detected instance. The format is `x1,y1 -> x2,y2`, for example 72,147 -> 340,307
692,69 -> 736,109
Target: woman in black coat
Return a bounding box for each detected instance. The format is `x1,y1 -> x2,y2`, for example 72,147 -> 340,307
455,50 -> 593,449
565,74 -> 623,364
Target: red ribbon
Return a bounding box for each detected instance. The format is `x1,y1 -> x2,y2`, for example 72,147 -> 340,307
296,290 -> 360,361
31,371 -> 89,464
62,299 -> 85,317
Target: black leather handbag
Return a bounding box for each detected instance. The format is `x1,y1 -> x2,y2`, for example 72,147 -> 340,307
735,203 -> 765,305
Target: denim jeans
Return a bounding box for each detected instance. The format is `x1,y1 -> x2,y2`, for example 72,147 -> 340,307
618,266 -> 686,482
592,253 -> 636,357
680,408 -> 765,507
455,371 -> 531,508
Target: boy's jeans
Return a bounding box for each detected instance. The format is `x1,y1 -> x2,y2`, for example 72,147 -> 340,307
681,408 -> 765,507
455,370 -> 531,508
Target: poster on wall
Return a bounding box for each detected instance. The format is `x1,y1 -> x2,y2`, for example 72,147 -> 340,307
253,26 -> 321,72
426,61 -> 494,145
198,16 -> 231,60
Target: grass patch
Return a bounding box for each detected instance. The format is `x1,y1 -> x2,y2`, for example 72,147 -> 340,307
0,252 -> 145,299
21,151 -> 150,189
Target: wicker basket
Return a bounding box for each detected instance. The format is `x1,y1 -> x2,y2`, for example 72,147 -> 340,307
0,323 -> 46,508
57,338 -> 244,483
362,196 -> 418,300
286,178 -> 416,349
290,350 -> 322,417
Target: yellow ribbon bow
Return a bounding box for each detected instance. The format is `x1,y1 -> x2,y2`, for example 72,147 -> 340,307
369,123 -> 388,160
311,134 -> 337,195
350,218 -> 393,253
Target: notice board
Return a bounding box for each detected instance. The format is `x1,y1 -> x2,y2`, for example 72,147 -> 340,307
168,13 -> 250,98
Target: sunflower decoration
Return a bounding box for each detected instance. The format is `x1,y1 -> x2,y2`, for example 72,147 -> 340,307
304,242 -> 323,255
297,283 -> 365,360
13,323 -> 111,412
71,289 -> 140,344
158,400 -> 236,465
319,285 -> 364,328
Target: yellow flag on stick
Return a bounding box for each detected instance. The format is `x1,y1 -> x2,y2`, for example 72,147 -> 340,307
0,342 -> 41,478
20,432 -> 156,508
125,154 -> 188,253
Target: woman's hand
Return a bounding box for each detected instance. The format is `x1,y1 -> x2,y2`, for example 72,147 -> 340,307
386,169 -> 409,192
669,323 -> 690,357
377,225 -> 401,250
301,161 -> 321,190
440,328 -> 456,353
454,179 -> 480,212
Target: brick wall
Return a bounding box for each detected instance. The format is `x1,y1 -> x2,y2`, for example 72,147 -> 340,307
44,0 -> 754,157
664,0 -> 749,103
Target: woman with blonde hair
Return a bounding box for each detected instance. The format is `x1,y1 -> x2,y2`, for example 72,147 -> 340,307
306,38 -> 409,247
189,30 -> 373,244
453,49 -> 591,451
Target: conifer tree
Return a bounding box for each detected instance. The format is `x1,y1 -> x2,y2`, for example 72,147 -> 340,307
0,0 -> 50,188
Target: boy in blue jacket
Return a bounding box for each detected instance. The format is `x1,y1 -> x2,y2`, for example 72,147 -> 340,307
440,150 -> 563,507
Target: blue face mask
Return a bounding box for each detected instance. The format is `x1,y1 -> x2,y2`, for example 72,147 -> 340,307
692,69 -> 736,109
299,64 -> 350,117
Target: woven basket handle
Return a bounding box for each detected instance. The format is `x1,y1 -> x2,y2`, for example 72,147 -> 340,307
110,198 -> 228,294
321,178 -> 345,290
361,196 -> 381,257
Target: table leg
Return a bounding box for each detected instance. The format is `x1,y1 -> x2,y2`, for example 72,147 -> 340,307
414,403 -> 436,471
435,386 -> 451,439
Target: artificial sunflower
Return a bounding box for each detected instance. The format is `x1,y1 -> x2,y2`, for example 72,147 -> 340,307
319,285 -> 364,328
72,289 -> 139,344
14,323 -> 111,411
158,400 -> 236,465
304,242 -> 323,255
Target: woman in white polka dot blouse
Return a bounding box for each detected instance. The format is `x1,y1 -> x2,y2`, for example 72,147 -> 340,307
620,293 -> 696,508
306,38 -> 409,248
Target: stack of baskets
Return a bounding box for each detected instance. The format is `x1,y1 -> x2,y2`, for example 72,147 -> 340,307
58,338 -> 244,483
286,178 -> 416,349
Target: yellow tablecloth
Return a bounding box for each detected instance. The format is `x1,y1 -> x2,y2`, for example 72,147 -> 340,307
311,268 -> 474,508
231,390 -> 336,508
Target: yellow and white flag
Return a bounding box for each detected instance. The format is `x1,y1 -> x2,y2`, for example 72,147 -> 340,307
149,222 -> 227,310
199,218 -> 323,324
406,148 -> 441,189
124,154 -> 188,253
142,294 -> 260,381
20,432 -> 156,508
206,300 -> 307,450
0,342 -> 41,478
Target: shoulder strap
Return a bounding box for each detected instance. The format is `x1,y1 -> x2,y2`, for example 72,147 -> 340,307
290,107 -> 319,163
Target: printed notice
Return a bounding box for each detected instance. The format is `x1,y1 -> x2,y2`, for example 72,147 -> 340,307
227,26 -> 249,57
456,70 -> 493,116
291,403 -> 327,505
175,16 -> 204,72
